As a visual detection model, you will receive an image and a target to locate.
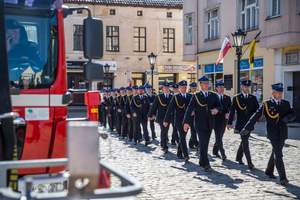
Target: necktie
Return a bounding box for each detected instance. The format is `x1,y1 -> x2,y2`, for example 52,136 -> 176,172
277,101 -> 280,106
140,95 -> 143,99
220,95 -> 223,102
205,92 -> 208,98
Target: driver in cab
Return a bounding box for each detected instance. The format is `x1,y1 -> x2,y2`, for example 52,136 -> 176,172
6,19 -> 42,66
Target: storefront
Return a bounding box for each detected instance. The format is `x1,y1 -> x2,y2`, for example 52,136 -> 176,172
204,63 -> 223,91
159,65 -> 196,92
238,58 -> 263,104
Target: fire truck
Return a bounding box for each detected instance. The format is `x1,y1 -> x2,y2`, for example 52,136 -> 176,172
0,0 -> 142,198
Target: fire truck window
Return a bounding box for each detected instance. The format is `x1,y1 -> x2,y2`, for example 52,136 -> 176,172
5,6 -> 58,89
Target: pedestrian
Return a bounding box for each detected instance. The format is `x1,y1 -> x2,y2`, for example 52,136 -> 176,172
148,82 -> 173,153
145,85 -> 156,139
227,80 -> 259,169
164,80 -> 192,161
130,86 -> 151,146
183,76 -> 222,170
188,82 -> 199,151
240,83 -> 296,185
212,81 -> 231,160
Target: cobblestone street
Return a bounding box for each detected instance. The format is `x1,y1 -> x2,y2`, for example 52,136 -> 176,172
99,122 -> 300,199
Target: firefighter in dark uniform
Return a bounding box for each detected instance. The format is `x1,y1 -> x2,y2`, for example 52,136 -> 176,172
148,82 -> 173,153
106,89 -> 115,132
183,76 -> 222,170
114,89 -> 120,133
102,89 -> 110,131
227,80 -> 259,169
212,81 -> 231,160
188,82 -> 199,151
130,86 -> 151,146
164,81 -> 192,161
170,84 -> 179,145
145,85 -> 156,139
120,87 -> 129,139
240,83 -> 296,185
115,88 -> 125,136
125,87 -> 134,141
98,89 -> 105,126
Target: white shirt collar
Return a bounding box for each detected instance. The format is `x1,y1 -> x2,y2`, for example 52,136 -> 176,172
201,90 -> 208,96
273,98 -> 281,105
242,92 -> 248,98
180,92 -> 186,97
217,93 -> 223,99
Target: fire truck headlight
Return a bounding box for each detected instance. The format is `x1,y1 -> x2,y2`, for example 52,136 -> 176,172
56,182 -> 64,192
33,184 -> 48,193
48,183 -> 57,192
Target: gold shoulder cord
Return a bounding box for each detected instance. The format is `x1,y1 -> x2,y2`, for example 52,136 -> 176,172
133,96 -> 142,108
123,96 -> 126,104
117,97 -> 120,105
264,101 -> 279,123
109,97 -> 112,104
158,95 -> 167,107
235,96 -> 246,110
194,94 -> 208,112
128,96 -> 131,104
175,95 -> 185,109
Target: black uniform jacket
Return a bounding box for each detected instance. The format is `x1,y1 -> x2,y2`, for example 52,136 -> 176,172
114,95 -> 122,116
183,91 -> 222,130
244,99 -> 296,140
227,93 -> 259,132
106,96 -> 115,115
164,92 -> 192,125
102,96 -> 108,112
130,94 -> 150,122
215,94 -> 231,128
148,93 -> 173,124
146,93 -> 156,104
120,94 -> 128,117
125,94 -> 133,116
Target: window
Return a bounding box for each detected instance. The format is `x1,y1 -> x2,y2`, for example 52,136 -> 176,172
77,10 -> 82,14
271,0 -> 281,16
137,10 -> 142,16
110,9 -> 115,15
184,13 -> 194,45
204,63 -> 223,91
163,28 -> 175,53
187,73 -> 196,83
106,26 -> 119,52
205,9 -> 219,41
167,12 -> 172,18
134,27 -> 146,52
23,25 -> 38,44
240,0 -> 259,32
73,25 -> 83,51
285,52 -> 300,65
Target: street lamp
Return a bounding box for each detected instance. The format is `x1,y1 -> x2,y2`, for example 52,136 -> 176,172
231,27 -> 247,93
104,63 -> 110,89
147,52 -> 156,93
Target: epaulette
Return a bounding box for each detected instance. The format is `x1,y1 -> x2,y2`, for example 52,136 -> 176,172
223,93 -> 230,98
194,92 -> 197,94
209,90 -> 216,94
144,94 -> 148,96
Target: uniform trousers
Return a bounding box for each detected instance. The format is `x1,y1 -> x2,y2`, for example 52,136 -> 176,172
197,129 -> 212,168
176,123 -> 188,158
212,125 -> 226,157
158,121 -> 170,150
266,139 -> 287,181
236,133 -> 253,165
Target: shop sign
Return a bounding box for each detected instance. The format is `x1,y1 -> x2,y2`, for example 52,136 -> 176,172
204,64 -> 214,73
164,65 -> 196,73
239,58 -> 264,70
94,61 -> 117,71
67,61 -> 85,70
215,63 -> 223,72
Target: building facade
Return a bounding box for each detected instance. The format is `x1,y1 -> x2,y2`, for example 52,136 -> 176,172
183,0 -> 300,121
63,0 -> 194,104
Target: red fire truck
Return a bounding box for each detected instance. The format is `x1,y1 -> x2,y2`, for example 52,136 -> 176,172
0,0 -> 142,198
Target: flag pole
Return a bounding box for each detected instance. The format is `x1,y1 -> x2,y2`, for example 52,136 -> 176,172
241,31 -> 261,57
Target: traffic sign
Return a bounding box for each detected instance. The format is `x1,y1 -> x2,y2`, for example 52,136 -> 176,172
145,71 -> 159,75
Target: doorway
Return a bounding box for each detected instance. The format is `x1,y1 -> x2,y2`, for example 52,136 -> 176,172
293,72 -> 300,122
67,73 -> 88,105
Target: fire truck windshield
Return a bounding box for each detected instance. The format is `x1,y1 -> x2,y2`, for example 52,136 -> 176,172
5,5 -> 58,89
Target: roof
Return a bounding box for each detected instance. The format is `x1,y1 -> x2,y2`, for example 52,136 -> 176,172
63,0 -> 183,8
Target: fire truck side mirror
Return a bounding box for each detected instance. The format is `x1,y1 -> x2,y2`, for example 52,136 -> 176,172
83,62 -> 103,83
83,16 -> 103,60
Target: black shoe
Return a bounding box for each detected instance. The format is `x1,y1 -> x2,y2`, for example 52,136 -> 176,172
189,146 -> 195,149
177,155 -> 184,159
164,148 -> 168,153
129,138 -> 132,141
171,141 -> 176,145
280,179 -> 289,185
215,153 -> 221,158
222,155 -> 227,161
266,174 -> 276,179
204,165 -> 211,171
237,160 -> 244,165
145,141 -> 152,147
195,146 -> 199,151
248,164 -> 254,169
138,139 -> 144,143
184,157 -> 190,162
133,141 -> 137,145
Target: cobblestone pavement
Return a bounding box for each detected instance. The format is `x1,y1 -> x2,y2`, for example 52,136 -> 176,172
98,122 -> 300,199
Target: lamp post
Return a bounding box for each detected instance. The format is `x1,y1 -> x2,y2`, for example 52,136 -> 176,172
231,28 -> 247,93
147,52 -> 156,93
104,63 -> 110,89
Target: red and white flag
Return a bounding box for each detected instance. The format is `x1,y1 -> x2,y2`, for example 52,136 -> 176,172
216,37 -> 231,66
129,77 -> 133,87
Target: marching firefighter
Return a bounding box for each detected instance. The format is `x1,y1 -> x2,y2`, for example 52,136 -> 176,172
125,86 -> 134,141
188,82 -> 199,151
170,84 -> 179,145
145,85 -> 156,139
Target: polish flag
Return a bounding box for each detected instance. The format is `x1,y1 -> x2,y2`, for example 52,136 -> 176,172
216,37 -> 231,66
129,77 -> 133,87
